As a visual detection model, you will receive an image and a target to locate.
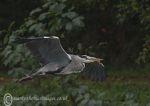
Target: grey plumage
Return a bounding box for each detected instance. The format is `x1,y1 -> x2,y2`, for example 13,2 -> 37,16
14,36 -> 106,82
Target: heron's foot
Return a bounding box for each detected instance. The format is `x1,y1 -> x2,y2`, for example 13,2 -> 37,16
16,75 -> 33,83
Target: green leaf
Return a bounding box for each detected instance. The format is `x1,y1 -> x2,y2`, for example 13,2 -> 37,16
42,2 -> 51,9
62,12 -> 78,19
50,3 -> 66,14
65,22 -> 73,31
38,12 -> 50,21
30,8 -> 42,16
72,16 -> 84,27
25,20 -> 36,27
29,24 -> 37,32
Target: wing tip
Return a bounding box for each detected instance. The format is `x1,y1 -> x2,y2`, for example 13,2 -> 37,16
82,62 -> 106,81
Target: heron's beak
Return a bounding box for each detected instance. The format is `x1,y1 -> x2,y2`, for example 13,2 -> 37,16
83,57 -> 101,63
97,58 -> 103,63
89,57 -> 99,61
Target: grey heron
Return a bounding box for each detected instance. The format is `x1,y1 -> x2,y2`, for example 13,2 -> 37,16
14,36 -> 106,82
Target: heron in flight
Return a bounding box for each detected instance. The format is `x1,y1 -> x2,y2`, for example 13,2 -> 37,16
14,36 -> 106,82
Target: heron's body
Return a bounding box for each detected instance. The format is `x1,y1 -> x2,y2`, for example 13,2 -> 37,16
57,55 -> 85,74
13,36 -> 106,82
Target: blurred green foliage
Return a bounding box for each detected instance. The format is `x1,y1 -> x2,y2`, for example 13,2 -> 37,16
0,68 -> 150,106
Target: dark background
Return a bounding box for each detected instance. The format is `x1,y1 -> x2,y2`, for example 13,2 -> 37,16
0,0 -> 149,69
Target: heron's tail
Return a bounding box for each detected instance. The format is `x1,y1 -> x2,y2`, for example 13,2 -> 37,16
16,71 -> 41,82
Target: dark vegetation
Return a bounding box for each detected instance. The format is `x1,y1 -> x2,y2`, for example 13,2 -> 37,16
0,0 -> 150,106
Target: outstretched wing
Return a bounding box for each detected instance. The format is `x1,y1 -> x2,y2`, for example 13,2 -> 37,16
15,36 -> 71,66
81,62 -> 106,81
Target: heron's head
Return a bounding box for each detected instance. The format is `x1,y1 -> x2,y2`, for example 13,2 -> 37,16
80,55 -> 102,63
